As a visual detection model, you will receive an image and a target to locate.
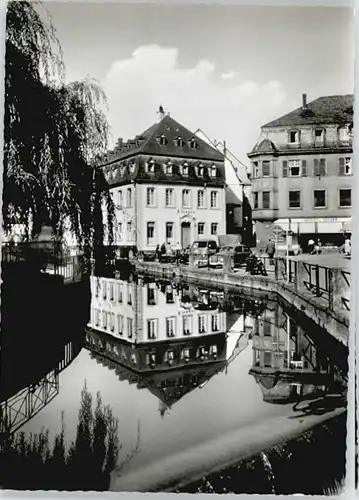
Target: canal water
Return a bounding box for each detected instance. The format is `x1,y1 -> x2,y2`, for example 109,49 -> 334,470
5,270 -> 347,492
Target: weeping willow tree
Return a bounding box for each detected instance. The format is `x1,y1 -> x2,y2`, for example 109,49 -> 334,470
4,0 -> 114,262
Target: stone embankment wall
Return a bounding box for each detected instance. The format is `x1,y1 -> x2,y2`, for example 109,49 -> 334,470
133,260 -> 349,347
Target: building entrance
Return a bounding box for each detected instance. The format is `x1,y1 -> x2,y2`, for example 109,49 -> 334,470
181,222 -> 191,249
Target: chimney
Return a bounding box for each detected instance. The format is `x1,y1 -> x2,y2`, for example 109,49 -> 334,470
158,105 -> 166,121
115,138 -> 123,150
302,93 -> 308,109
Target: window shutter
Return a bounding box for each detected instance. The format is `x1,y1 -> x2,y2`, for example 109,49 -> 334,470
339,157 -> 345,176
314,159 -> 319,176
319,158 -> 326,176
282,161 -> 288,177
301,160 -> 307,176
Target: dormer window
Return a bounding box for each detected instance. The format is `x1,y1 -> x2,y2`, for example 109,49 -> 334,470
120,165 -> 126,177
189,138 -> 198,149
289,130 -> 300,144
158,134 -> 167,146
165,161 -> 173,175
182,162 -> 189,176
314,128 -> 324,144
129,162 -> 136,174
197,164 -> 205,176
146,159 -> 155,173
209,166 -> 217,178
176,136 -> 184,147
339,126 -> 350,143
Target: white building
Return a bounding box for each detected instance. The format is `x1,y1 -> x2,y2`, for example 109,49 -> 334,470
88,275 -> 227,344
99,108 -> 226,251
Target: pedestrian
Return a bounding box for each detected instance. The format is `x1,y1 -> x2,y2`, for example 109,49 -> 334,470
344,237 -> 351,256
265,238 -> 275,265
314,239 -> 322,255
155,244 -> 160,261
308,238 -> 315,254
175,241 -> 181,264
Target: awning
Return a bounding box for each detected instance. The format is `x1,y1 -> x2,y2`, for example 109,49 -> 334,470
274,217 -> 351,234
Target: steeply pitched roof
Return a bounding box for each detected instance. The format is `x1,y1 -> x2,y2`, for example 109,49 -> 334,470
106,114 -> 224,163
263,94 -> 354,128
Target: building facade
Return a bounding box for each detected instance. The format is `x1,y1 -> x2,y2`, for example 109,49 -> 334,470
247,94 -> 353,251
99,109 -> 226,251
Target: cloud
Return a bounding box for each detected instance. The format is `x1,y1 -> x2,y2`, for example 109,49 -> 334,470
103,45 -> 288,163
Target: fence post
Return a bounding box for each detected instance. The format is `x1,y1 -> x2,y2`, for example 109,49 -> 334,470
328,268 -> 334,310
315,265 -> 320,297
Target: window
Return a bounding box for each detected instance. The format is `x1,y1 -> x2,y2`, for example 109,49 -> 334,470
147,285 -> 156,305
288,159 -> 301,176
211,223 -> 218,235
117,283 -> 123,303
183,316 -> 192,336
127,284 -> 132,305
253,192 -> 259,209
262,191 -> 270,209
339,189 -> 351,208
147,319 -> 158,340
262,161 -> 270,177
165,162 -> 173,175
210,166 -> 217,178
127,318 -> 133,339
197,222 -> 205,236
146,160 -> 155,173
102,311 -> 107,330
147,222 -> 155,244
189,139 -> 197,149
109,282 -> 114,301
315,128 -> 324,144
165,188 -> 174,207
129,162 -> 136,174
198,315 -> 206,334
158,135 -> 167,146
102,281 -> 107,300
166,289 -> 174,303
182,163 -> 189,176
126,188 -> 132,207
95,309 -> 100,327
339,157 -> 352,176
117,223 -> 122,242
118,190 -> 123,207
263,321 -> 271,337
210,191 -> 218,208
166,222 -> 174,242
147,187 -> 155,206
253,162 -> 259,178
314,190 -> 326,208
211,314 -> 219,332
289,130 -> 299,144
198,165 -> 205,176
182,189 -> 191,207
117,314 -> 123,335
127,222 -> 132,241
339,127 -> 350,142
166,317 -> 176,338
264,351 -> 272,368
109,313 -> 115,332
314,158 -> 326,176
198,190 -> 205,208
176,137 -> 184,147
289,190 -> 301,209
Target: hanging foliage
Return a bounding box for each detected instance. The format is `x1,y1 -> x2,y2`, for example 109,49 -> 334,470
4,1 -> 114,260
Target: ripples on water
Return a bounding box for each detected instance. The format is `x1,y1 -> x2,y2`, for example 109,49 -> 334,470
0,268 -> 348,493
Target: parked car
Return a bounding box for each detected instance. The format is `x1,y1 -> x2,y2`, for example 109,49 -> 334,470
190,239 -> 219,267
209,244 -> 251,269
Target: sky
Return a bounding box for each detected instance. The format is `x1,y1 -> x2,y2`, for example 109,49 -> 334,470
42,3 -> 354,164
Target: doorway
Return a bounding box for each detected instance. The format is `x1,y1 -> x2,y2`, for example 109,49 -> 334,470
181,222 -> 191,249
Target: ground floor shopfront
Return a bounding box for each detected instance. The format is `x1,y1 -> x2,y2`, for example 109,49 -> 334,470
254,217 -> 351,253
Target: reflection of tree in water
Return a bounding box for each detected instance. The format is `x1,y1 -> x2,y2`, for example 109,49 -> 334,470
0,383 -> 137,491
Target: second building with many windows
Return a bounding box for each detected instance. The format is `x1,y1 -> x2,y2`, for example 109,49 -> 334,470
247,94 -> 353,251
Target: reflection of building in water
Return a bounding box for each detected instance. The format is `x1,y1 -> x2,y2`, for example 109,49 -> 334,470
86,315 -> 248,412
249,304 -> 333,403
88,275 -> 227,344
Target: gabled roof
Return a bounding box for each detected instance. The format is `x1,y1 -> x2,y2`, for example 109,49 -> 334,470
263,94 -> 354,128
106,114 -> 224,163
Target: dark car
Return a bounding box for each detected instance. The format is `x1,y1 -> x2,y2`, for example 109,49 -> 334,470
209,244 -> 251,269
